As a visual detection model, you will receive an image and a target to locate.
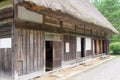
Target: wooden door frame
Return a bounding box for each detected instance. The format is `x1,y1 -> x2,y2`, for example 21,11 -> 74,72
81,38 -> 85,58
45,40 -> 62,72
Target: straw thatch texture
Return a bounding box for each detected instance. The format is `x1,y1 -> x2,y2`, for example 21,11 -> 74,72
0,0 -> 12,10
24,0 -> 118,33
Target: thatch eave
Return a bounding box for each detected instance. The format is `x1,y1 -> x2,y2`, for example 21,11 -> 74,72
17,1 -> 118,35
0,0 -> 12,10
22,0 -> 118,34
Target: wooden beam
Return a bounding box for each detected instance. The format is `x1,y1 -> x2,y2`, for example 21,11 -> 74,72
0,8 -> 13,21
44,16 -> 60,27
16,20 -> 105,39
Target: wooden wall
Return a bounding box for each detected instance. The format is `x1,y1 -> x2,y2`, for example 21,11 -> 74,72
0,48 -> 12,77
0,24 -> 11,38
0,26 -> 12,79
86,50 -> 92,56
63,35 -> 76,61
53,41 -> 62,70
0,7 -> 13,21
15,28 -> 45,76
102,40 -> 107,53
76,51 -> 81,59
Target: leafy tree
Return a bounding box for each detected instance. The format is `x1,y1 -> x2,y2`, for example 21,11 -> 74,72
94,0 -> 120,42
110,42 -> 120,54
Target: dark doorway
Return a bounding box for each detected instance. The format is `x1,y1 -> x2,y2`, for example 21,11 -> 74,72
94,40 -> 97,54
45,41 -> 53,71
81,38 -> 85,57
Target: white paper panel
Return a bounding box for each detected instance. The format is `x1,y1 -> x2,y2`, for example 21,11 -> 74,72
66,43 -> 70,53
86,38 -> 91,50
0,38 -> 11,48
76,37 -> 81,51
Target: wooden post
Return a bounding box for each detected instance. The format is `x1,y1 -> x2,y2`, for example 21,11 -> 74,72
96,40 -> 99,55
12,0 -> 18,80
106,39 -> 110,55
99,40 -> 102,54
91,39 -> 94,57
100,40 -> 103,54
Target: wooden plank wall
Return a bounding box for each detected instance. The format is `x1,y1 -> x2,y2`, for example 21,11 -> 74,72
0,26 -> 12,78
86,50 -> 92,56
99,40 -> 103,54
76,51 -> 81,59
63,35 -> 76,61
0,48 -> 12,76
102,40 -> 107,53
53,41 -> 62,70
16,28 -> 45,76
0,24 -> 11,38
0,7 -> 13,21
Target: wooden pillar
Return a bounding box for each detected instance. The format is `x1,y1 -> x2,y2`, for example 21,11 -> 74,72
98,40 -> 100,54
11,23 -> 16,79
99,40 -> 102,54
91,39 -> 94,56
96,40 -> 99,55
103,40 -> 107,53
92,40 -> 95,55
12,1 -> 18,79
100,40 -> 103,54
106,39 -> 110,55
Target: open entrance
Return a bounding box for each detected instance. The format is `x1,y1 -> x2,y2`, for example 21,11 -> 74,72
81,38 -> 85,57
45,41 -> 53,71
45,41 -> 62,72
94,40 -> 97,54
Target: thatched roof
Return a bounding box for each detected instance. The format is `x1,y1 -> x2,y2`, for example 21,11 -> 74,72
24,0 -> 118,34
0,0 -> 12,10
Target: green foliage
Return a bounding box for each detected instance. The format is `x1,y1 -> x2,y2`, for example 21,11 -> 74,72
94,0 -> 120,42
110,42 -> 120,54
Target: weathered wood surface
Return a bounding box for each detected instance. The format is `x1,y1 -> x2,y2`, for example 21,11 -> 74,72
17,2 -> 111,37
0,7 -> 13,21
53,41 -> 62,70
76,52 -> 81,59
103,40 -> 107,53
93,39 -> 107,55
86,50 -> 92,56
44,16 -> 60,27
0,24 -> 11,38
63,35 -> 76,61
16,28 -> 45,75
0,48 -> 12,76
16,20 -> 106,39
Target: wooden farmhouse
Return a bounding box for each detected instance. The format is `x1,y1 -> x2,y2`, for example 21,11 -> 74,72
0,0 -> 118,80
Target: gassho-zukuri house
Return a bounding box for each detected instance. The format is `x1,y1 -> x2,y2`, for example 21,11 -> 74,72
0,0 -> 118,80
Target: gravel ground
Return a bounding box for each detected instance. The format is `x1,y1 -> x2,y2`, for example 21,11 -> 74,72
68,56 -> 120,80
